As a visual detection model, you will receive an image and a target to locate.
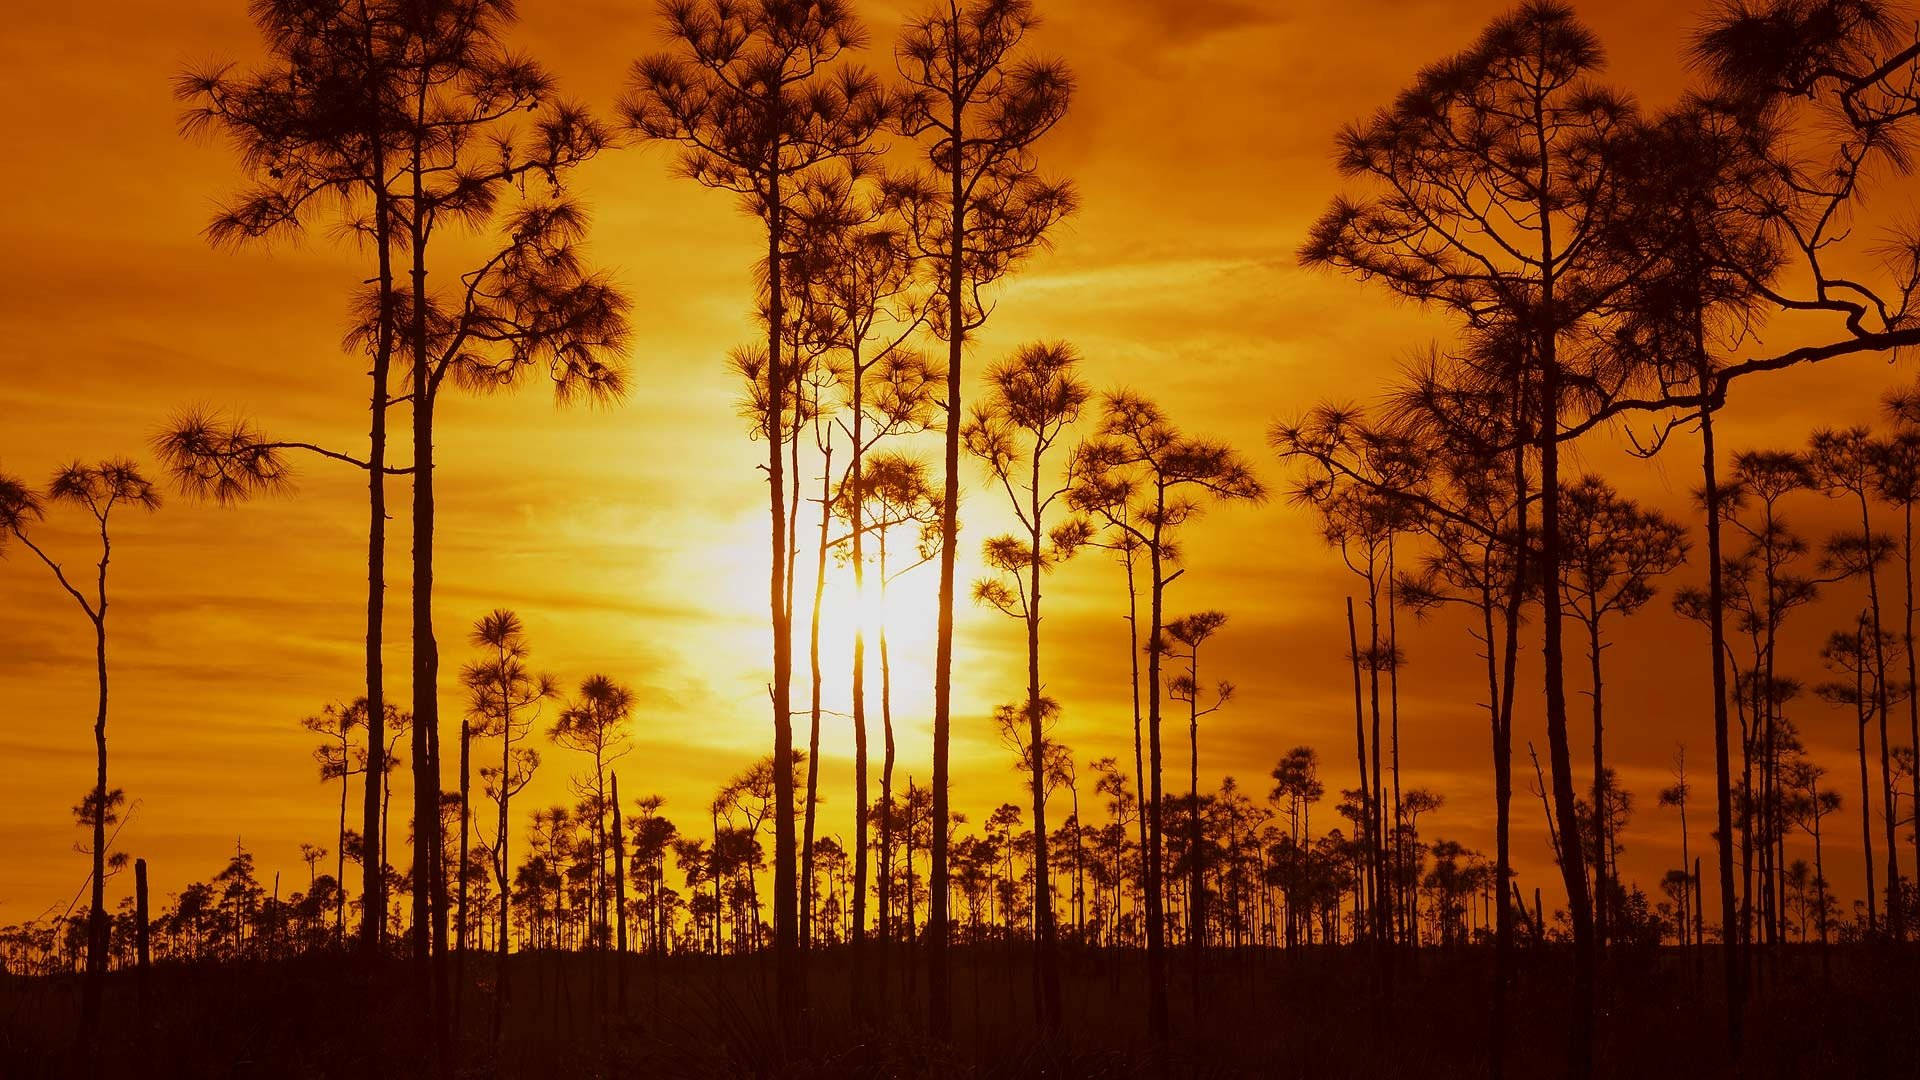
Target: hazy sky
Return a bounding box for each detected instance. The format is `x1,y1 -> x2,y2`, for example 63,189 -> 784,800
2,0 -> 1915,929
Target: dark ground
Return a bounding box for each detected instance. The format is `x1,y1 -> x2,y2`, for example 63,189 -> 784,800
3,944 -> 1915,1077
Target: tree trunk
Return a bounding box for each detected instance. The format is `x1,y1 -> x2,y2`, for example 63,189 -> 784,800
1588,620 -> 1607,949
1026,455 -> 1061,1030
1365,562 -> 1389,947
338,759 -> 350,942
878,534 -> 897,998
849,352 -> 870,1019
1143,513 -> 1170,1051
1187,642 -> 1203,993
1538,292 -> 1595,1080
1906,502 -> 1920,893
1125,541 -> 1150,919
612,771 -> 627,1008
927,90 -> 966,1044
496,664 -> 514,1039
1678,786 -> 1690,953
1740,661 -> 1757,950
456,718 -> 471,1026
1812,810 -> 1828,948
1491,371 -> 1529,1080
1857,646 -> 1878,931
1696,387 -> 1743,1049
803,433 -> 831,951
1386,536 -> 1406,944
406,123 -> 447,1069
359,24 -> 394,963
135,858 -> 150,994
1346,598 -> 1372,934
1858,491 -> 1904,941
764,165 -> 801,1039
80,605 -> 109,1047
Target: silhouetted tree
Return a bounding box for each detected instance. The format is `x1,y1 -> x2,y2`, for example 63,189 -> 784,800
1652,0 -> 1920,1022
1269,746 -> 1325,945
1068,393 -> 1262,1045
623,1 -> 887,1024
1878,386 -> 1920,896
551,676 -> 635,955
1810,427 -> 1905,939
835,451 -> 939,990
1706,451 -> 1818,945
1282,419 -> 1424,944
1286,360 -> 1535,1054
1658,746 -> 1699,948
302,701 -> 368,944
1559,475 -> 1688,943
1299,6 -> 1649,1062
1167,610 -> 1231,984
1814,611 -> 1894,933
384,11 -> 625,1041
1603,89 -> 1781,1039
460,608 -> 554,1031
888,1 -> 1075,1029
1783,758 -> 1841,946
0,460 -> 159,1041
790,169 -> 939,1003
964,339 -> 1089,1028
1081,500 -> 1152,919
169,0 -> 413,950
789,185 -> 942,961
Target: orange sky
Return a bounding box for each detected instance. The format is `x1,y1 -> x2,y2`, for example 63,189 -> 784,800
2,0 -> 1916,930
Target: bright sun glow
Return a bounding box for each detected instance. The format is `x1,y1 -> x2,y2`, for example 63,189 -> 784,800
698,511 -> 946,702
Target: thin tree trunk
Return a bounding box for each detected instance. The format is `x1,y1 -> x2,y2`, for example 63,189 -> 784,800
405,114 -> 447,1066
878,533 -> 896,998
456,718 -> 471,1027
358,10 -> 394,961
1812,808 -> 1828,948
1739,658 -> 1756,950
135,857 -> 149,1001
1588,619 -> 1607,949
1696,385 -> 1743,1050
1186,637 -> 1203,1008
1858,491 -> 1904,941
1856,625 -> 1879,931
1346,598 -> 1371,934
1365,559 -> 1389,947
1760,521 -> 1787,951
1125,539 -> 1150,911
927,88 -> 966,1044
80,607 -> 109,1042
1144,506 -> 1170,1051
1907,501 -> 1920,894
613,771 -> 627,1009
764,164 -> 801,1036
1678,774 -> 1690,953
1491,361 -> 1529,1080
1026,453 -> 1061,1029
849,352 -> 870,1018
1538,273 -> 1594,1080
339,760 -> 350,942
803,431 -> 831,951
1387,535 -> 1406,944
496,655 -> 514,1039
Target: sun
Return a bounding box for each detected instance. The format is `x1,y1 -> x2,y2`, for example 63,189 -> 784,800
694,510 -> 948,728
812,557 -> 941,658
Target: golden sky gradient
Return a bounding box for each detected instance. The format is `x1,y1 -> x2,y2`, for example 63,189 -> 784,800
3,0 -> 1916,928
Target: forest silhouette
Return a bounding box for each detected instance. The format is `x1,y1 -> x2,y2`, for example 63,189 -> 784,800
3,0 -> 1920,1077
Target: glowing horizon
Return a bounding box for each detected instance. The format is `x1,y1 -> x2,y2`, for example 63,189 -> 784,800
2,0 -> 1915,944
